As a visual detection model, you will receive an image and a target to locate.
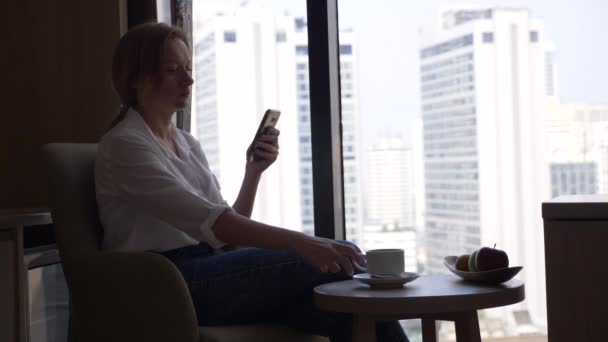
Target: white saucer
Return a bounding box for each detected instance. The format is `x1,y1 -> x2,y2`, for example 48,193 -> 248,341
353,272 -> 420,289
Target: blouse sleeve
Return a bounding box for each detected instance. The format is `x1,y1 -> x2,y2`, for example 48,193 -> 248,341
107,135 -> 230,248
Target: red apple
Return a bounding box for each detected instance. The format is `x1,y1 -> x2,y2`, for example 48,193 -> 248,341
476,245 -> 509,271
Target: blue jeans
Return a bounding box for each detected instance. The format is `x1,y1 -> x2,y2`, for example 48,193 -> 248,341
158,241 -> 408,342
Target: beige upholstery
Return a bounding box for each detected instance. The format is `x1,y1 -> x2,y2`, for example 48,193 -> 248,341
44,143 -> 328,342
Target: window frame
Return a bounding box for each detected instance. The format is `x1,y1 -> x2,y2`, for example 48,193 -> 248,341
172,0 -> 193,132
306,0 -> 346,240
181,0 -> 346,240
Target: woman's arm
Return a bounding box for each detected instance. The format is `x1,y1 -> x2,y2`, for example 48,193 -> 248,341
231,167 -> 261,217
108,134 -> 359,275
231,128 -> 280,217
211,210 -> 360,275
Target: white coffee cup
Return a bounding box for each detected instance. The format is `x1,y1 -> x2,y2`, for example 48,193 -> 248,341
354,249 -> 404,277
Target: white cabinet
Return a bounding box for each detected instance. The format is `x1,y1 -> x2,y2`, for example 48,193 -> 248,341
0,217 -> 28,342
28,263 -> 69,342
0,209 -> 53,342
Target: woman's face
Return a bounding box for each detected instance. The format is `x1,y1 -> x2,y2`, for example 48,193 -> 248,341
139,38 -> 193,114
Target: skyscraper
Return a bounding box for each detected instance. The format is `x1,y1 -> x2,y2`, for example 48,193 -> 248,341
191,6 -> 302,230
365,136 -> 414,229
546,102 -> 608,194
191,6 -> 363,243
419,6 -> 549,327
293,23 -> 364,242
363,135 -> 417,271
549,162 -> 598,197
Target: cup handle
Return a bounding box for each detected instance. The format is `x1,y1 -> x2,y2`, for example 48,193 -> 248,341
352,253 -> 367,273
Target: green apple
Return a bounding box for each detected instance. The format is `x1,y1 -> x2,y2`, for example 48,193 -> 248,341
469,250 -> 479,272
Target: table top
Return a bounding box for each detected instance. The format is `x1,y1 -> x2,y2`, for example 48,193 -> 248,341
314,274 -> 525,316
0,207 -> 52,229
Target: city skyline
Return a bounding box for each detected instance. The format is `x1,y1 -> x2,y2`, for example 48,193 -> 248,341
190,6 -> 364,243
292,20 -> 364,240
196,0 -> 608,151
191,7 -> 305,230
190,1 -> 607,339
365,135 -> 415,229
419,6 -> 549,330
545,102 -> 608,194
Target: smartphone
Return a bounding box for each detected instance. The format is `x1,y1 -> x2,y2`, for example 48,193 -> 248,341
247,109 -> 281,161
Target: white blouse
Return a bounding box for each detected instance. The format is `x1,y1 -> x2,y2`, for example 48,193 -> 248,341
95,108 -> 230,252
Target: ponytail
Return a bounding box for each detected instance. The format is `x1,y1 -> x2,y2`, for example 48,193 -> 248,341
106,105 -> 130,132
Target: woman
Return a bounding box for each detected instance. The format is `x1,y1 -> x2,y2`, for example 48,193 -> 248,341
95,22 -> 408,342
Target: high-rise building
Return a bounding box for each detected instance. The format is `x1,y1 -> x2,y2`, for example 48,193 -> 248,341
293,24 -> 364,242
191,6 -> 363,242
362,135 -> 416,271
546,102 -> 608,194
550,162 -> 598,197
544,42 -> 558,99
365,136 -> 415,228
191,6 -> 302,230
412,118 -> 428,272
592,122 -> 608,193
419,6 -> 549,328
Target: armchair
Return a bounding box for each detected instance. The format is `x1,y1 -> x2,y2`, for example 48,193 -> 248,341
43,143 -> 327,342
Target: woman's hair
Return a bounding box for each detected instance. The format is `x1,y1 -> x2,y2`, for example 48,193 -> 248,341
108,22 -> 190,129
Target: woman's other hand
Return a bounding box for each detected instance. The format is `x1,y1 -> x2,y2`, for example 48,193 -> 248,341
289,235 -> 362,276
246,127 -> 280,174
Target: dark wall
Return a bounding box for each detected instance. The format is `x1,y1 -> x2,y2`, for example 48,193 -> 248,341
2,1 -> 125,209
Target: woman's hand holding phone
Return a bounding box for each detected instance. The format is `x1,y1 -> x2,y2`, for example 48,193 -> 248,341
246,127 -> 280,173
245,109 -> 281,174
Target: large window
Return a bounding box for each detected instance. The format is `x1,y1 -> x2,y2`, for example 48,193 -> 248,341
338,0 -> 607,341
192,0 -> 607,341
191,0 -> 315,235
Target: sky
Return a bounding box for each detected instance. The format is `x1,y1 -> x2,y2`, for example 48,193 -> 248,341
196,0 -> 608,150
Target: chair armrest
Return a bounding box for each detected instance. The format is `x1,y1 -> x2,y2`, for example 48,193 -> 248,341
68,251 -> 199,342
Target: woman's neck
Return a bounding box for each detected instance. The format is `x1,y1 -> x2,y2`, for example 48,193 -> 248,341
135,105 -> 174,142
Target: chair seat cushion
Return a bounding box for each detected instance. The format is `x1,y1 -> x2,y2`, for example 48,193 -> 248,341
198,324 -> 329,342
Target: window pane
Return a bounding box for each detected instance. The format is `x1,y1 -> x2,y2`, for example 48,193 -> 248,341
223,30 -> 237,42
530,30 -> 539,42
339,0 -> 607,340
483,32 -> 494,43
192,1 -> 312,235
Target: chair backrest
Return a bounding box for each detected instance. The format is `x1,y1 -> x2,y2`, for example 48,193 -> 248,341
44,143 -> 102,266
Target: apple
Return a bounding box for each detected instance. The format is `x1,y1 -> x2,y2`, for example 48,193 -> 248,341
455,254 -> 470,271
476,244 -> 509,271
468,250 -> 479,272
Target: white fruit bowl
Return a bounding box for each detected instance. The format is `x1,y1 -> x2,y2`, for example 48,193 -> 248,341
444,256 -> 523,285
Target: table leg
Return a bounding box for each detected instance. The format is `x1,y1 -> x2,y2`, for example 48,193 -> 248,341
454,311 -> 481,342
421,319 -> 437,342
352,314 -> 376,342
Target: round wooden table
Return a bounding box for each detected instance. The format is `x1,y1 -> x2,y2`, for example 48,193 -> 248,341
314,274 -> 525,342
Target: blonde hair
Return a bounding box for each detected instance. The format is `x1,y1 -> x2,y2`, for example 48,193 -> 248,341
109,22 -> 189,129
